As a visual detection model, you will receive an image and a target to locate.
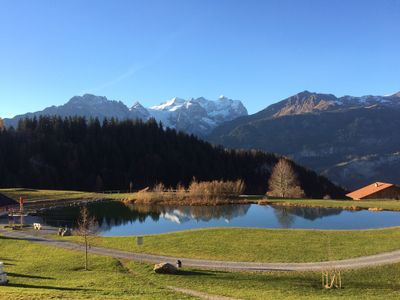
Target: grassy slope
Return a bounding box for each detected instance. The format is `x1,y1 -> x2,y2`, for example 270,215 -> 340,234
63,227 -> 400,263
0,235 -> 190,300
267,199 -> 400,211
0,188 -> 102,203
1,234 -> 400,299
140,261 -> 400,300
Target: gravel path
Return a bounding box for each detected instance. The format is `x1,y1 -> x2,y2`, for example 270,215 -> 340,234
2,229 -> 400,272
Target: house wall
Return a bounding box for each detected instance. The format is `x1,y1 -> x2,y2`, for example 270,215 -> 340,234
362,186 -> 400,200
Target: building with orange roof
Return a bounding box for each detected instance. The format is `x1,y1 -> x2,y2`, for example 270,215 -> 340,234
346,182 -> 400,200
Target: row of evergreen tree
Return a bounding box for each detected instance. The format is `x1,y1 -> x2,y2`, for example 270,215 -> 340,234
0,116 -> 345,198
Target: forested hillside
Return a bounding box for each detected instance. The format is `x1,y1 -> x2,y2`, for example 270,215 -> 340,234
208,91 -> 400,189
0,116 -> 345,198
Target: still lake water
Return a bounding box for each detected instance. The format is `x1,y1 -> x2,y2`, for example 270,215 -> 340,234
4,201 -> 400,236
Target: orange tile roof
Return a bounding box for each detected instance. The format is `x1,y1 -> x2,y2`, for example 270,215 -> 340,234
346,182 -> 394,200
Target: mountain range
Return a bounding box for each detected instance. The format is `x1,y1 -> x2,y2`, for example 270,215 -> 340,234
208,91 -> 400,189
3,90 -> 400,190
4,94 -> 248,136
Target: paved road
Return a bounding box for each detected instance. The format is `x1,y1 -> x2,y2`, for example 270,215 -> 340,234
2,229 -> 400,272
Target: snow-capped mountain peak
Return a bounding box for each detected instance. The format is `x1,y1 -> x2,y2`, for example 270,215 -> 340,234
146,96 -> 248,135
5,94 -> 248,136
150,97 -> 186,111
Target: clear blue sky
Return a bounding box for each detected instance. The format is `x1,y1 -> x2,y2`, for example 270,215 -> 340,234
1,0 -> 399,118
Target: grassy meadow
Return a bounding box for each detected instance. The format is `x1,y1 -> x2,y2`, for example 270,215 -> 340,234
1,233 -> 400,299
61,227 -> 400,263
267,198 -> 400,211
0,188 -> 103,204
0,235 -> 189,300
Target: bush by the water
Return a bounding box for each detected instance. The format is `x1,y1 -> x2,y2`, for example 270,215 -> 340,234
189,179 -> 245,199
132,179 -> 246,205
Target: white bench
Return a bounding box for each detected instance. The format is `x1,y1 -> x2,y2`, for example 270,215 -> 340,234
33,223 -> 42,230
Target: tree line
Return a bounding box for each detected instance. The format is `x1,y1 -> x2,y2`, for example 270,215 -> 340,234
0,116 -> 345,198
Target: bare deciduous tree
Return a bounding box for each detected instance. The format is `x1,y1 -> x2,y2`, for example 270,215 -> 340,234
267,158 -> 305,198
74,206 -> 98,271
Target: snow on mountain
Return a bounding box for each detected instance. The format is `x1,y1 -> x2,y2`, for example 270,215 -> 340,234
150,97 -> 186,111
145,96 -> 248,135
255,90 -> 400,120
130,101 -> 151,120
5,94 -> 248,136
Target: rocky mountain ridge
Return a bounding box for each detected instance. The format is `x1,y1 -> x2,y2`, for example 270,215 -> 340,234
4,94 -> 248,136
251,90 -> 400,119
208,90 -> 400,189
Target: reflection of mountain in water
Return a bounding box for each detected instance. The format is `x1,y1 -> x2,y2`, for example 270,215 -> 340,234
271,206 -> 343,228
160,205 -> 251,224
39,201 -> 251,230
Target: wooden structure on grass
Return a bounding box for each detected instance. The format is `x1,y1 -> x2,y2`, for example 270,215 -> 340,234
346,182 -> 400,200
322,269 -> 342,289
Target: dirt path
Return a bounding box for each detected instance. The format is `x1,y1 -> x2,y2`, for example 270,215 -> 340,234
2,229 -> 400,272
167,286 -> 241,300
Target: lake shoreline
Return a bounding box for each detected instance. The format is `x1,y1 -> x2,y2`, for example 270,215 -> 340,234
2,188 -> 400,212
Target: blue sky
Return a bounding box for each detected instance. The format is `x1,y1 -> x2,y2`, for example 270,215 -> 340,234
1,0 -> 399,118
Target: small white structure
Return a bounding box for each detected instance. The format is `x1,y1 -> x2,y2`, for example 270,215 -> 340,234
33,223 -> 42,230
136,236 -> 144,246
0,262 -> 8,285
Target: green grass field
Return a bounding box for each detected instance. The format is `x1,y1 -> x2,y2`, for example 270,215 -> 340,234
0,235 -> 189,299
0,188 -> 103,203
1,233 -> 400,299
267,198 -> 400,211
61,227 -> 400,263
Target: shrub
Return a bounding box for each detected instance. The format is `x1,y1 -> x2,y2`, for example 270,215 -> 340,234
188,179 -> 245,200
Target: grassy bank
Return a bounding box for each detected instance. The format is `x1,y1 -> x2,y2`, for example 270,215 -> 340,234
0,188 -> 250,206
267,198 -> 400,211
2,188 -> 400,210
0,188 -> 103,204
1,233 -> 400,299
62,227 -> 400,263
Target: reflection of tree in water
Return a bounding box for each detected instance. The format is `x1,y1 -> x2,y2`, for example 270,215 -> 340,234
40,201 -> 160,230
39,202 -> 251,229
273,207 -> 296,228
271,205 -> 343,227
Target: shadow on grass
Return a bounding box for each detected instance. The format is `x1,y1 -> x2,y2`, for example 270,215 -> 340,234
0,255 -> 17,265
0,236 -> 16,241
7,272 -> 55,280
176,269 -> 215,276
0,235 -> 45,243
346,281 -> 400,290
6,282 -> 93,291
198,271 -> 318,287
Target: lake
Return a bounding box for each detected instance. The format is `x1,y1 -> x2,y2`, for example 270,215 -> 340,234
2,201 -> 400,235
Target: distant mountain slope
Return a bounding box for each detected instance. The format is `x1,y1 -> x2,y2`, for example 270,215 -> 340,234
208,91 -> 400,189
4,94 -> 247,136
